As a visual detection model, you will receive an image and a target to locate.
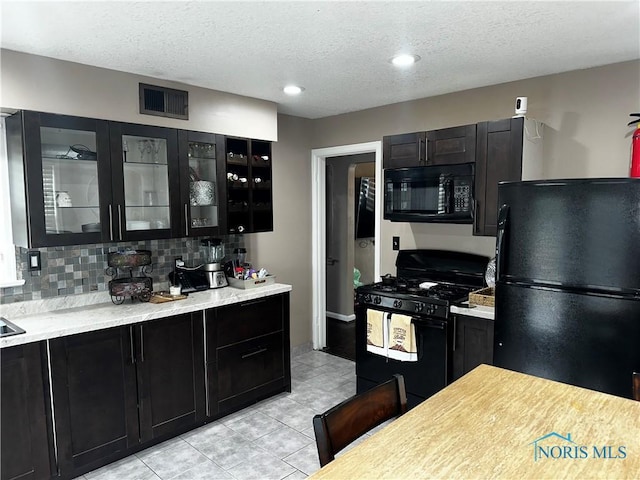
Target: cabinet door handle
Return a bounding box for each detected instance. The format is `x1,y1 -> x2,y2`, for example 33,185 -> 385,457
117,205 -> 123,240
473,200 -> 479,234
452,315 -> 457,352
184,204 -> 189,236
129,326 -> 135,364
108,204 -> 114,241
139,325 -> 144,362
419,138 -> 425,165
241,346 -> 267,359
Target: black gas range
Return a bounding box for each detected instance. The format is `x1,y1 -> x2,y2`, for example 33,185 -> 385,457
357,280 -> 475,318
355,249 -> 489,407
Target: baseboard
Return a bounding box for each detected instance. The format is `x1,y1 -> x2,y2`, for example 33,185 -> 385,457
326,311 -> 356,322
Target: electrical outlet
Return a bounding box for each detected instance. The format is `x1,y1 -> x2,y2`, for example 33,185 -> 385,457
174,256 -> 184,268
28,251 -> 41,271
392,236 -> 400,251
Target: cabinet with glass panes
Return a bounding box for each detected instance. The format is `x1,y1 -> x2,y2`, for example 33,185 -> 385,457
6,111 -> 112,247
108,122 -> 180,241
5,111 -> 228,247
177,130 -> 226,237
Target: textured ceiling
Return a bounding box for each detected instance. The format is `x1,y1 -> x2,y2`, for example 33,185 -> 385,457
1,1 -> 639,119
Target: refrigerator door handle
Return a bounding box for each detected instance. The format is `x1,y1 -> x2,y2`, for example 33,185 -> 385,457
496,204 -> 510,281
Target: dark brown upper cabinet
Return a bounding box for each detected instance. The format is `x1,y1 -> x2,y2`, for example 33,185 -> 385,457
426,124 -> 476,166
109,122 -> 181,242
177,130 -> 227,237
382,132 -> 426,168
474,117 -> 543,236
7,110 -> 231,247
6,111 -> 113,247
225,136 -> 273,234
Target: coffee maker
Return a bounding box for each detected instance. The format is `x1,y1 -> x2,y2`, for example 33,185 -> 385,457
200,238 -> 228,289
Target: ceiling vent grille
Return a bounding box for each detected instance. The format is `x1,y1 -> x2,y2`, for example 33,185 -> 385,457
139,83 -> 189,120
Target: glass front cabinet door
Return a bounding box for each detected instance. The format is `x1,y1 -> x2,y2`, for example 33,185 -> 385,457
6,111 -> 112,247
178,130 -> 226,237
109,123 -> 180,241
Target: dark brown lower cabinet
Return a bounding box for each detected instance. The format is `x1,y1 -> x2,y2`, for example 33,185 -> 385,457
1,343 -> 52,480
50,313 -> 205,478
50,327 -> 139,478
136,313 -> 205,441
7,294 -> 289,479
207,292 -> 291,416
452,314 -> 495,381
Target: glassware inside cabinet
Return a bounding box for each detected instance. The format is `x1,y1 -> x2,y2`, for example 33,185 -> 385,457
40,126 -> 101,235
188,141 -> 219,229
122,135 -> 170,231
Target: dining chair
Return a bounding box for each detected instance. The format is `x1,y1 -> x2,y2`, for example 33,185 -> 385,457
313,374 -> 408,467
633,372 -> 640,401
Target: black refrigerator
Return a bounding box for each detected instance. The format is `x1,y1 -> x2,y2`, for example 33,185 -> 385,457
493,178 -> 640,399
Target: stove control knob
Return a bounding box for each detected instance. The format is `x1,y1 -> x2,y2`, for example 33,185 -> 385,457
393,299 -> 402,309
414,302 -> 424,313
363,294 -> 372,303
373,296 -> 382,305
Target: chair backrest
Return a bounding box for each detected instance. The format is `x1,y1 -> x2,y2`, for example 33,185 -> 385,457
313,374 -> 408,467
633,372 -> 640,401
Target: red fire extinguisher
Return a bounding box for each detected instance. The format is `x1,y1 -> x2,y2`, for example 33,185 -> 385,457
628,113 -> 640,177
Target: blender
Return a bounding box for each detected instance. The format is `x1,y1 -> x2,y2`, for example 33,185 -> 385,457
201,238 -> 228,288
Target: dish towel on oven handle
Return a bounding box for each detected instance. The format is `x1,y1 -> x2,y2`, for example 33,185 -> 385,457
388,313 -> 418,362
366,309 -> 387,357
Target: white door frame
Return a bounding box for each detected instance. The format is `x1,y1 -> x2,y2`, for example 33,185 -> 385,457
311,141 -> 382,350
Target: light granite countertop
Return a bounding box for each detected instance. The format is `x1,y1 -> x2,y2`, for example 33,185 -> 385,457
0,283 -> 292,348
450,302 -> 495,320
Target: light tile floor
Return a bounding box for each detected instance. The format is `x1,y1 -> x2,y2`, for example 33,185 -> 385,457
77,350 -> 357,480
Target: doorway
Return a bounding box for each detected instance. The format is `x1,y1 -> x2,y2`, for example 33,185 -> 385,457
324,156 -> 375,360
311,142 -> 382,351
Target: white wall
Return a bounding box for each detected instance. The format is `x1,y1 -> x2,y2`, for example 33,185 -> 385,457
0,49 -> 277,140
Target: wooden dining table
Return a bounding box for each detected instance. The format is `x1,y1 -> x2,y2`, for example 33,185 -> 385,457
309,364 -> 640,479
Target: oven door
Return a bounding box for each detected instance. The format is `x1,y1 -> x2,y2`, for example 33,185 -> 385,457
355,306 -> 451,408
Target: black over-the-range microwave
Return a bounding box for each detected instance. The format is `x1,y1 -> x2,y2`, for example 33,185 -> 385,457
384,163 -> 474,223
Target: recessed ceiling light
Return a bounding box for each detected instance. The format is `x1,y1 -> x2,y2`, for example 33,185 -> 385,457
283,85 -> 304,95
390,54 -> 421,68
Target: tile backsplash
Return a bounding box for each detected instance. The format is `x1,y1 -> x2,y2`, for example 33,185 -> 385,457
0,235 -> 244,304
